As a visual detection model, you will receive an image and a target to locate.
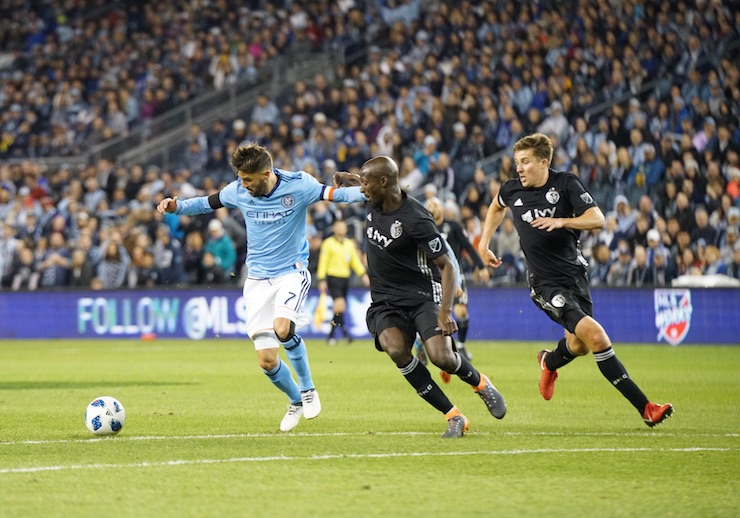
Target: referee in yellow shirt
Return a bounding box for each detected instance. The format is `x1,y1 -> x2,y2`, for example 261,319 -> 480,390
317,220 -> 369,344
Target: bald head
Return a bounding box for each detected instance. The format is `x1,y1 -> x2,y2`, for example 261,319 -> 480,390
362,155 -> 399,184
360,155 -> 402,208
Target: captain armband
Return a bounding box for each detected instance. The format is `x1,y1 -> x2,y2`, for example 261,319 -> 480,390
207,193 -> 224,210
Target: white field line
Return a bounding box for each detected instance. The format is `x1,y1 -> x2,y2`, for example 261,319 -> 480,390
1,430 -> 738,447
0,447 -> 736,475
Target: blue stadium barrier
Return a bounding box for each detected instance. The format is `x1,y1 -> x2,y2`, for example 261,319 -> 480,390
0,287 -> 737,345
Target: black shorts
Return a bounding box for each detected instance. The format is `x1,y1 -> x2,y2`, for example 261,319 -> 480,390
366,300 -> 442,352
326,276 -> 349,300
529,273 -> 593,333
454,275 -> 468,305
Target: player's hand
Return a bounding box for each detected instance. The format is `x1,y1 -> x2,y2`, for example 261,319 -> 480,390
476,266 -> 491,284
156,196 -> 178,214
531,217 -> 564,232
333,172 -> 362,187
318,280 -> 327,294
437,307 -> 458,336
479,248 -> 503,269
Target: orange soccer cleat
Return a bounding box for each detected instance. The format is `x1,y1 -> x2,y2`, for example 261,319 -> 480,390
537,349 -> 558,401
643,402 -> 674,428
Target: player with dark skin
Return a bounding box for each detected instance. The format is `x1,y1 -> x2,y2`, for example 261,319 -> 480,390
361,157 -> 458,367
354,156 -> 506,438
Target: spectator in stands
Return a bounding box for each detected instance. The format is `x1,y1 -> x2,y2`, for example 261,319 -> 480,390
702,245 -> 726,276
645,228 -> 665,263
69,248 -> 97,288
725,166 -> 740,203
183,230 -> 206,284
628,143 -> 666,203
611,195 -> 638,241
127,245 -> 157,288
650,244 -> 676,288
231,119 -> 248,145
537,101 -> 569,145
97,238 -> 130,290
677,246 -> 702,277
413,134 -> 439,178
690,206 -> 718,246
5,186 -> 41,229
183,140 -> 209,181
10,245 -> 39,291
251,93 -> 280,127
398,155 -> 423,193
37,232 -> 71,288
16,212 -> 41,243
725,244 -> 740,280
152,224 -> 185,286
628,245 -> 654,287
198,252 -> 228,285
589,242 -> 613,287
203,218 -> 237,279
674,191 -> 695,232
720,225 -> 739,265
607,241 -> 633,287
426,152 -> 455,199
632,214 -> 651,249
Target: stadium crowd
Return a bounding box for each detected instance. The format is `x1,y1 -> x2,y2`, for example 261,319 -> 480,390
1,0 -> 739,293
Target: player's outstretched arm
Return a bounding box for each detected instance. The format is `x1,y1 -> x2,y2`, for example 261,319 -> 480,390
156,192 -> 223,216
324,181 -> 367,204
333,171 -> 362,187
478,198 -> 506,268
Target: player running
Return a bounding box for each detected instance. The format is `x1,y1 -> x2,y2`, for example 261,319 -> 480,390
477,133 -> 673,427
357,155 -> 506,438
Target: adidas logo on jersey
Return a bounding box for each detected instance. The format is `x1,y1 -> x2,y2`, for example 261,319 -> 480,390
514,198 -> 523,206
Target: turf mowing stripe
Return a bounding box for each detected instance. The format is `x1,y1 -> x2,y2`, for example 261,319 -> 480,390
1,447 -> 735,475
1,430 -> 737,446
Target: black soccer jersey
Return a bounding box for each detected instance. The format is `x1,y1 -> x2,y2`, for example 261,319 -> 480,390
365,192 -> 447,306
439,219 -> 486,270
498,169 -> 598,286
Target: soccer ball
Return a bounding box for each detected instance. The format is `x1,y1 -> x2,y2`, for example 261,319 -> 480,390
84,396 -> 126,436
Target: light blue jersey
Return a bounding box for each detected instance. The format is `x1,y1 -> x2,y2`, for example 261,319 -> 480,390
174,169 -> 365,278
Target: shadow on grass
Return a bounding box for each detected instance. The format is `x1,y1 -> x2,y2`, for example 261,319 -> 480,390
0,381 -> 199,390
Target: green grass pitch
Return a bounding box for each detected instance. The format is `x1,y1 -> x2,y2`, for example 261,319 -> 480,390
1,339 -> 738,517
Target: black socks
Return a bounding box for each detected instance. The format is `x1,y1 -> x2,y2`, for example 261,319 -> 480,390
545,337 -> 577,371
594,347 -> 650,412
399,357 -> 454,414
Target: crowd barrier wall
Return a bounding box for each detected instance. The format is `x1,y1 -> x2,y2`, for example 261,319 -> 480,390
0,287 -> 737,345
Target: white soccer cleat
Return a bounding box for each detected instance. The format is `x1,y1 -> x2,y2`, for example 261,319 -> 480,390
280,403 -> 303,432
301,389 -> 321,419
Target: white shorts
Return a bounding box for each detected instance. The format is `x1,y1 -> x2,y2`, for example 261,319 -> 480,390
243,270 -> 312,347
